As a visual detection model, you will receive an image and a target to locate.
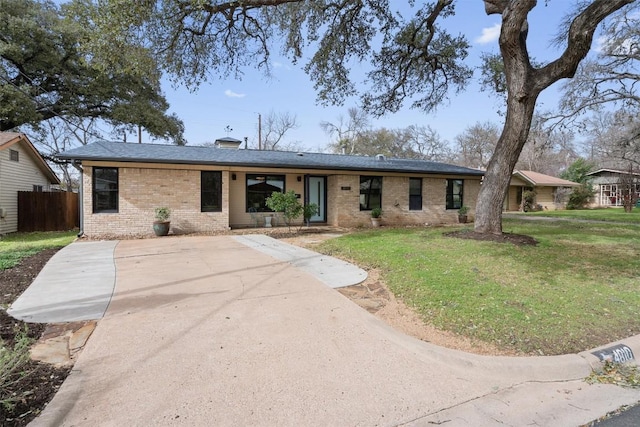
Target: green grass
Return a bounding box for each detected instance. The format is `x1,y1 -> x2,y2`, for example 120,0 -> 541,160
0,231 -> 76,270
317,219 -> 640,355
520,207 -> 640,223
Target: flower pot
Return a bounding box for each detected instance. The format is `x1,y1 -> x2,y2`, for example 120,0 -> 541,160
264,216 -> 273,228
153,221 -> 170,236
371,218 -> 381,227
458,215 -> 468,224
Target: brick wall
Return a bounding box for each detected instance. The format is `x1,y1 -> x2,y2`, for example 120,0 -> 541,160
327,175 -> 481,227
82,165 -> 482,236
83,166 -> 229,238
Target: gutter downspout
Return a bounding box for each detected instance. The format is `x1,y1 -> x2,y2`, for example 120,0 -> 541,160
72,162 -> 84,237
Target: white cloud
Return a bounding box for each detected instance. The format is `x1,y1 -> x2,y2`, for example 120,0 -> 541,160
475,23 -> 501,45
224,89 -> 246,98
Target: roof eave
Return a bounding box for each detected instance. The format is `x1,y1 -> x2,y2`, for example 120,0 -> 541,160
56,155 -> 485,176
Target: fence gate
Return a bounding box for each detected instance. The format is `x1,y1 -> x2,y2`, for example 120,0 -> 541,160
18,191 -> 79,232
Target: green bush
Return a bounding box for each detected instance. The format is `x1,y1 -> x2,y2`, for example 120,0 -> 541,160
566,184 -> 595,210
522,190 -> 538,212
303,203 -> 319,225
265,191 -> 304,229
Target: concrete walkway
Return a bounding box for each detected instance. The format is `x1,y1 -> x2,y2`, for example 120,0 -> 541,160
233,234 -> 367,288
10,235 -> 640,426
8,241 -> 117,323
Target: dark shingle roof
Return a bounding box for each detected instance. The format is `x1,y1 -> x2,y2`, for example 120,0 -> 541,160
57,141 -> 484,176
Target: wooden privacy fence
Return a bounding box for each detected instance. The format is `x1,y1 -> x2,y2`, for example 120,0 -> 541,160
18,191 -> 79,232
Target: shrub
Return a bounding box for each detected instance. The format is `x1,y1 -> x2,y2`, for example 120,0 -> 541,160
302,203 -> 319,225
1,327 -> 35,412
566,184 -> 595,210
265,191 -> 304,229
522,190 -> 537,212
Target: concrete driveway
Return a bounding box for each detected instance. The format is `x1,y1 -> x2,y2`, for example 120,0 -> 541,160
31,235 -> 640,426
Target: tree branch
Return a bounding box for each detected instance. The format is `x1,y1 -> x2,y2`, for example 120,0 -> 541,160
536,0 -> 635,90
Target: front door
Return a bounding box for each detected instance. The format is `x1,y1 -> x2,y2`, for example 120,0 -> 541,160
306,176 -> 327,222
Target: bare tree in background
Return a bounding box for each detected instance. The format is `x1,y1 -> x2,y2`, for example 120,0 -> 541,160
28,117 -> 105,190
454,121 -> 499,169
516,116 -> 578,175
261,110 -> 299,150
321,107 -> 370,154
581,110 -> 640,168
618,163 -> 640,212
406,125 -> 455,162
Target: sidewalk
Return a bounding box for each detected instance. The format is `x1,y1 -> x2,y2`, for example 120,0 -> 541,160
8,240 -> 118,323
11,235 -> 640,426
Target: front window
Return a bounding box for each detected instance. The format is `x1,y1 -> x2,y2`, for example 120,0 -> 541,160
93,167 -> 118,213
246,174 -> 285,212
201,171 -> 222,212
360,176 -> 382,210
409,178 -> 422,210
10,149 -> 19,161
446,179 -> 463,210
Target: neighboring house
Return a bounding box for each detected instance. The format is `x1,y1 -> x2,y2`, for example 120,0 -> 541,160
586,168 -> 640,207
504,170 -> 580,211
57,140 -> 485,237
0,132 -> 61,234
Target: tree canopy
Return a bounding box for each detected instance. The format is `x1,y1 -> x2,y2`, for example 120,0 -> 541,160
72,0 -> 473,118
0,0 -> 185,144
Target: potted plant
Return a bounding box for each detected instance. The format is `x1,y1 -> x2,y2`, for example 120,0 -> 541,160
153,207 -> 171,236
458,206 -> 469,224
370,207 -> 382,227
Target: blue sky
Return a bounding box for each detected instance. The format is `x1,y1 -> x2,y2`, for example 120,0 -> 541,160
153,1 -> 583,151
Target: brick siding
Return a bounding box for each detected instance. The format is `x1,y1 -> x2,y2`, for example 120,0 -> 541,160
83,166 -> 229,238
82,166 -> 481,237
326,175 -> 480,227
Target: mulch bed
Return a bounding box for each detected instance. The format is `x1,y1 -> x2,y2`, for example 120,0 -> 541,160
1,248 -> 72,427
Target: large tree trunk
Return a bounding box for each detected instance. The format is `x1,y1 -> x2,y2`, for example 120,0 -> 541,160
474,94 -> 538,234
475,0 -> 538,235
476,0 -> 634,235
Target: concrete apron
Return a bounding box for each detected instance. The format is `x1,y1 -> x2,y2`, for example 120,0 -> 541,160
33,236 -> 640,427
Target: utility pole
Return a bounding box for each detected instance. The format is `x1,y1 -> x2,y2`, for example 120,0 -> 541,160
258,113 -> 262,150
138,124 -> 142,144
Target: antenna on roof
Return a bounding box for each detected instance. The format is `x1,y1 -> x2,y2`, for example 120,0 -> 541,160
224,125 -> 233,136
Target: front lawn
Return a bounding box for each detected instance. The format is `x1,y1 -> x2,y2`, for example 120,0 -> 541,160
0,231 -> 77,270
522,207 -> 640,223
317,219 -> 640,355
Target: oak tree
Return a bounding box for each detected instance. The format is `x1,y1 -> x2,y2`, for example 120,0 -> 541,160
0,0 -> 185,144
